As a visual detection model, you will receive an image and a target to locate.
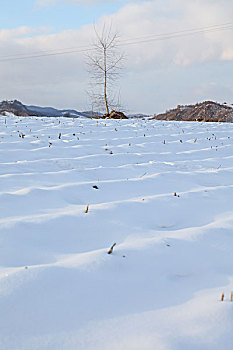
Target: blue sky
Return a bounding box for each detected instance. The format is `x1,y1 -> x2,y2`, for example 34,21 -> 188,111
0,0 -> 232,113
1,0 -> 124,32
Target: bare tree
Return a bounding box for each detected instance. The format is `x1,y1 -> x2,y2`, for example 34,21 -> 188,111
86,25 -> 124,115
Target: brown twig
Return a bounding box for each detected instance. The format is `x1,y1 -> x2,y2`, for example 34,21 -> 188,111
108,243 -> 116,254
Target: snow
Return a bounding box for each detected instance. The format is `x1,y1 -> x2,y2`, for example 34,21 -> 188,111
1,115 -> 233,349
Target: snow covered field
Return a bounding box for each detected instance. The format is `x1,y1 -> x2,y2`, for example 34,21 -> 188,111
1,115 -> 233,349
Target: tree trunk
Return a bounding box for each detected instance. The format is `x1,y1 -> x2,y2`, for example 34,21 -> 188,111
104,47 -> 109,115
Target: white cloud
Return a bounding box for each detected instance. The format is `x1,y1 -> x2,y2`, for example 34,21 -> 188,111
35,0 -> 127,7
221,49 -> 233,60
35,0 -> 61,7
0,27 -> 37,41
1,0 -> 233,113
35,0 -> 146,8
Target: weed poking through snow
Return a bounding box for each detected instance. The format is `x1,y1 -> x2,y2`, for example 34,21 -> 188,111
108,243 -> 116,255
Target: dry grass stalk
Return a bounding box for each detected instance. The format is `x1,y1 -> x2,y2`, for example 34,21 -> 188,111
230,292 -> 233,302
108,243 -> 116,255
221,292 -> 224,302
174,192 -> 180,198
59,132 -> 61,139
85,205 -> 89,213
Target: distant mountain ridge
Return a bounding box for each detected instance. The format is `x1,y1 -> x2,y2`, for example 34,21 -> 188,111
26,105 -> 90,117
3,99 -> 232,122
0,100 -> 98,118
0,100 -> 149,119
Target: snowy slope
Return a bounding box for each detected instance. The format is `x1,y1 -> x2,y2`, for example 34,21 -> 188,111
1,115 -> 233,349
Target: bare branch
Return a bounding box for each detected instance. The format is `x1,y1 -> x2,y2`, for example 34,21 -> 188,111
86,24 -> 125,114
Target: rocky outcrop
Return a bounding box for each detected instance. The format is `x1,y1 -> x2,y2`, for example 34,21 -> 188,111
0,100 -> 33,116
102,110 -> 128,119
153,101 -> 233,123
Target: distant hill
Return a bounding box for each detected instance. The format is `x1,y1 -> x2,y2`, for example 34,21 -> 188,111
153,101 -> 233,123
0,100 -> 96,118
26,105 -> 89,117
0,100 -> 147,119
26,105 -> 64,117
2,99 -> 233,122
0,100 -> 32,116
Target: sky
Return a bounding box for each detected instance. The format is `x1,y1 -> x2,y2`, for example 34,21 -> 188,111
0,0 -> 233,114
